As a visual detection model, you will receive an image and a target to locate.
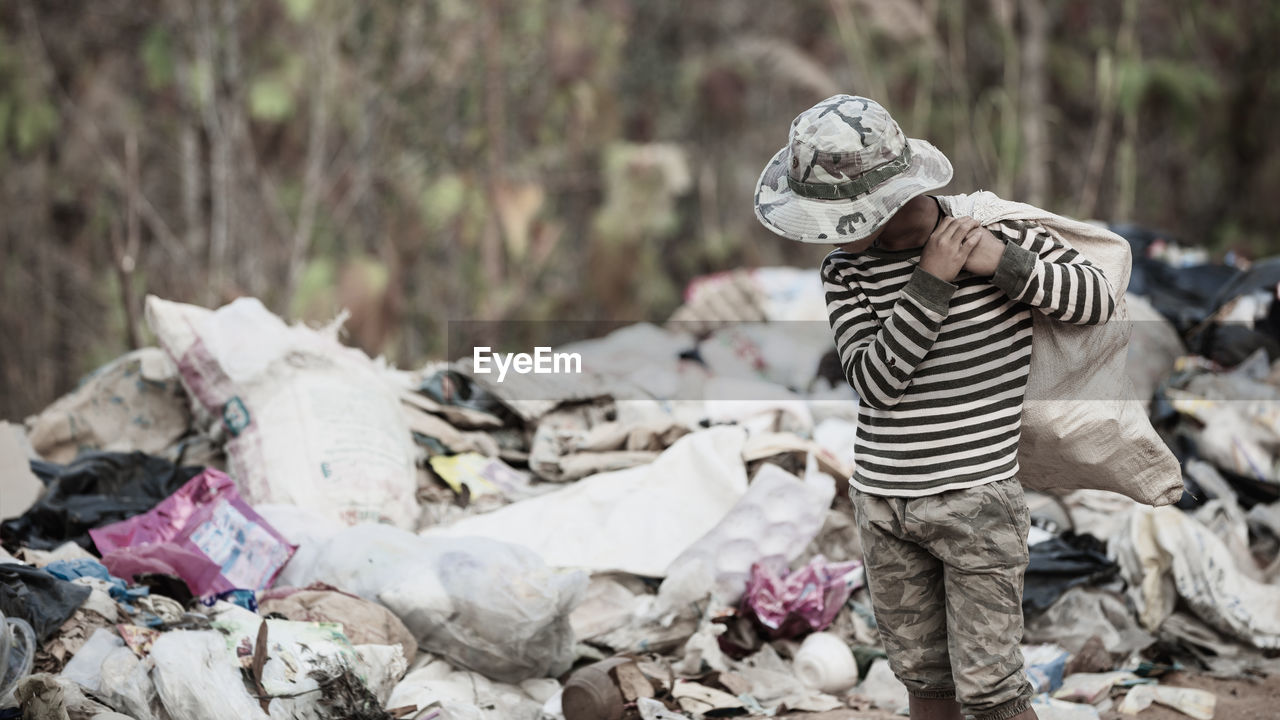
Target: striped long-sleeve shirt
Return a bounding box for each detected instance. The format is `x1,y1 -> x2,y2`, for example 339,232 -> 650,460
822,218 -> 1116,497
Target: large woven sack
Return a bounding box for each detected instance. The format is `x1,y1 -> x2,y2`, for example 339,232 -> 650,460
938,192 -> 1182,506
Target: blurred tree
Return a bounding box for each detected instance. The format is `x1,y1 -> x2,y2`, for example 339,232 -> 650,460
3,0 -> 1280,419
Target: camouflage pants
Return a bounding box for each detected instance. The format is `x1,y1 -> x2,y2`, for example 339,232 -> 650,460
852,478 -> 1034,720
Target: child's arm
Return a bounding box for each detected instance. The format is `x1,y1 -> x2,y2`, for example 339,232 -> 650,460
822,253 -> 955,409
989,221 -> 1117,325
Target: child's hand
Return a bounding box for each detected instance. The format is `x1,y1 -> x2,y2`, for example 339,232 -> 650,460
918,216 -> 979,282
960,225 -> 1005,277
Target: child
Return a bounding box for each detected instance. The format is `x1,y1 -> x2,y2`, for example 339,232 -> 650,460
753,95 -> 1114,720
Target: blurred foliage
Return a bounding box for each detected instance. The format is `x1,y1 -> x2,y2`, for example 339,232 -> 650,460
3,0 -> 1280,419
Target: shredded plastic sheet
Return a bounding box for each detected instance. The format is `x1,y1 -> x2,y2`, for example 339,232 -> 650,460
91,469 -> 295,597
424,427 -> 750,577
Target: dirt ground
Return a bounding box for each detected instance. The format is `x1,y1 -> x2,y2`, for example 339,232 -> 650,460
774,672 -> 1278,719
1098,672 -> 1280,720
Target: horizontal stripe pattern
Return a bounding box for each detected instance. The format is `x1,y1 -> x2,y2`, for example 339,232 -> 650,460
821,218 -> 1116,497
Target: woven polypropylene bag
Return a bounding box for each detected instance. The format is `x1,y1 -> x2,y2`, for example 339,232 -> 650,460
939,192 -> 1182,506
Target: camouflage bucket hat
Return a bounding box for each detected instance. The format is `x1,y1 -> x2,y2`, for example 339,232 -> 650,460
753,94 -> 953,244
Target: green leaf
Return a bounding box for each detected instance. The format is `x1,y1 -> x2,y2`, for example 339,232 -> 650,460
281,0 -> 315,22
141,28 -> 174,89
0,98 -> 12,147
420,174 -> 467,228
1143,58 -> 1220,112
1115,60 -> 1147,116
14,99 -> 58,153
187,60 -> 213,110
290,255 -> 335,320
249,77 -> 294,121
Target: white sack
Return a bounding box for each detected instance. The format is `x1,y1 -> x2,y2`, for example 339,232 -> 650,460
146,295 -> 418,529
1115,505 -> 1280,649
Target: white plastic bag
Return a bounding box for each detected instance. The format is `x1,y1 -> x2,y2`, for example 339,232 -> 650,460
855,659 -> 909,713
386,661 -> 544,720
146,295 -> 418,529
58,628 -> 123,693
285,523 -> 587,682
98,646 -> 166,720
659,462 -> 833,610
255,503 -> 346,554
149,630 -> 269,720
209,604 -> 405,718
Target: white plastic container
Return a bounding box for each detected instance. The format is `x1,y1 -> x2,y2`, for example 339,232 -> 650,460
794,632 -> 859,694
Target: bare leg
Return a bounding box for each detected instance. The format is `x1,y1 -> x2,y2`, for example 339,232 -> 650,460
908,695 -> 963,720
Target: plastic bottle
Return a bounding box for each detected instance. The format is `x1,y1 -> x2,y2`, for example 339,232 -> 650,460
0,612 -> 37,702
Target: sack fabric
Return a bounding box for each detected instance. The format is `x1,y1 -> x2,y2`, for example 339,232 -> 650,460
937,191 -> 1182,506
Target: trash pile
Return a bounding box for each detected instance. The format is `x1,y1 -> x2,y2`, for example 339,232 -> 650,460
2,241 -> 1279,719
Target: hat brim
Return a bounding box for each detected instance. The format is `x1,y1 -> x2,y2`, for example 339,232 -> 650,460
753,138 -> 954,244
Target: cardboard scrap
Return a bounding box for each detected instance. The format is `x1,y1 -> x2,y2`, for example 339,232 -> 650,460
0,422 -> 43,520
671,680 -> 745,715
1118,685 -> 1216,720
613,661 -> 655,701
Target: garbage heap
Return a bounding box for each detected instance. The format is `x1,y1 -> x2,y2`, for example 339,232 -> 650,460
3,232 -> 1280,720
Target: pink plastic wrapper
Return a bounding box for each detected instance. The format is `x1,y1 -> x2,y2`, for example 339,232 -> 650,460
740,555 -> 863,639
90,468 -> 296,597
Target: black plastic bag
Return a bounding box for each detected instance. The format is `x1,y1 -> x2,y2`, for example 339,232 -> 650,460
1188,324 -> 1280,369
1023,533 -> 1118,616
0,564 -> 91,643
0,451 -> 203,553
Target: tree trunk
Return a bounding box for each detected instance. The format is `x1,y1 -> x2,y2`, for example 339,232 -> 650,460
1019,0 -> 1049,207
